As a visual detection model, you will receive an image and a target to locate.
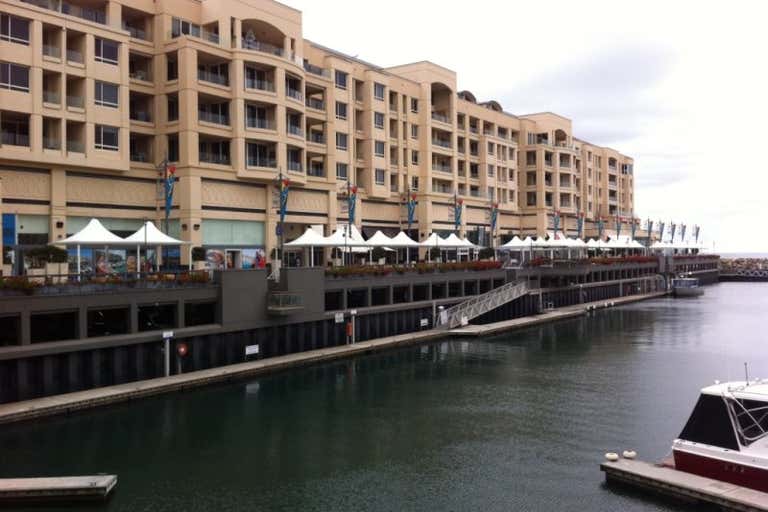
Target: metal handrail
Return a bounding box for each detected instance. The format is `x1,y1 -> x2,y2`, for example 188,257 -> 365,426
437,280 -> 529,329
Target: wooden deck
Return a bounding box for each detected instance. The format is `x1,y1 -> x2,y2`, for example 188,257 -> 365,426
0,475 -> 117,502
602,459 -> 768,511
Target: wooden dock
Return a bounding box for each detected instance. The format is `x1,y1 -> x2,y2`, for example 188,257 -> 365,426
601,459 -> 768,511
0,475 -> 117,502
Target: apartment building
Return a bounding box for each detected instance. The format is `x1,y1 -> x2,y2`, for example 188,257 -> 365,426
0,0 -> 635,270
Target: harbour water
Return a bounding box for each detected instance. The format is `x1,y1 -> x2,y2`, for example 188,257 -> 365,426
1,282 -> 766,511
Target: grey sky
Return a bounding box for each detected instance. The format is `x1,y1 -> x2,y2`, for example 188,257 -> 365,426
286,0 -> 768,252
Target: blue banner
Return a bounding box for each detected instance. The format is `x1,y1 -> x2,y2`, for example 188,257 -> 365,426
347,184 -> 357,225
553,211 -> 560,239
670,222 -> 677,241
631,218 -> 637,239
279,178 -> 290,225
681,223 -> 687,241
164,163 -> 177,231
454,196 -> 463,232
615,215 -> 621,239
597,219 -> 605,240
490,202 -> 499,237
694,225 -> 700,243
407,193 -> 417,230
647,219 -> 654,239
577,214 -> 584,239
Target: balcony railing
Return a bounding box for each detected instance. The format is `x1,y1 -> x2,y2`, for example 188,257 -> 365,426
308,166 -> 325,177
303,62 -> 328,77
66,95 -> 84,108
431,111 -> 450,124
42,45 -> 61,58
305,97 -> 325,110
432,163 -> 452,173
66,139 -> 84,153
130,151 -> 150,162
287,124 -> 303,137
432,138 -> 451,149
198,110 -> 229,125
122,23 -> 148,41
244,78 -> 275,92
307,132 -> 325,144
129,69 -> 151,81
287,160 -> 303,173
241,39 -> 284,56
286,88 -> 303,101
246,155 -> 276,168
197,70 -> 229,86
199,152 -> 231,165
42,137 -> 60,150
131,110 -> 152,123
23,0 -> 108,24
245,117 -> 274,130
43,90 -> 60,104
66,49 -> 83,63
1,132 -> 29,147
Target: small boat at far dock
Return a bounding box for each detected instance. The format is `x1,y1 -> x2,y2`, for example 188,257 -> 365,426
672,380 -> 768,493
672,277 -> 704,297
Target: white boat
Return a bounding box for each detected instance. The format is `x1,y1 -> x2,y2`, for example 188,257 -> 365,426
672,380 -> 768,492
672,277 -> 704,297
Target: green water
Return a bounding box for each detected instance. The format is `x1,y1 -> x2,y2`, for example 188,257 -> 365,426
1,283 -> 766,511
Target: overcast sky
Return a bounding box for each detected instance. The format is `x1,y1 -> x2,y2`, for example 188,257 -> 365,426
286,0 -> 768,253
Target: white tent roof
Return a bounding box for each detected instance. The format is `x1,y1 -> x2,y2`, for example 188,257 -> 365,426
366,230 -> 395,247
56,218 -> 129,246
420,233 -> 450,247
443,233 -> 468,248
501,235 -> 524,249
459,237 -> 478,248
284,227 -> 327,247
389,231 -> 420,247
323,224 -> 369,247
123,221 -> 188,246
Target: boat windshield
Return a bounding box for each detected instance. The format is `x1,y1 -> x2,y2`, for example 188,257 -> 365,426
673,279 -> 699,288
679,394 -> 740,450
726,397 -> 768,446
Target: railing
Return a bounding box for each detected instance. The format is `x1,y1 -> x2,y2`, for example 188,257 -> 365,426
43,90 -> 60,104
470,173 -> 479,180
559,161 -> 571,168
437,280 -> 528,329
131,110 -> 152,123
67,140 -> 84,153
246,156 -> 276,168
307,132 -> 325,144
245,117 -> 273,130
66,94 -> 84,108
130,152 -> 149,162
198,110 -> 229,125
241,39 -> 283,56
306,97 -> 325,110
287,124 -> 303,137
43,137 -> 60,150
286,88 -> 303,101
244,78 -> 275,91
432,186 -> 452,194
129,69 -> 151,81
432,163 -> 452,173
308,166 -> 324,177
66,49 -> 83,63
1,132 -> 30,147
431,111 -> 450,123
197,70 -> 229,86
122,23 -> 148,41
199,152 -> 231,165
42,44 -> 61,58
432,138 -> 452,149
287,161 -> 303,172
23,0 -> 107,25
303,62 -> 328,77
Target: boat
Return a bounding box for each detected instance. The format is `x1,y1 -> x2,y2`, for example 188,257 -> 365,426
672,380 -> 768,492
671,277 -> 704,297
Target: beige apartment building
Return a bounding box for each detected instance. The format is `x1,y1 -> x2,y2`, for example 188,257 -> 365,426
0,0 -> 635,269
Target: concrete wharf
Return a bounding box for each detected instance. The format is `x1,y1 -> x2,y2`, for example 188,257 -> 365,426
0,475 -> 117,503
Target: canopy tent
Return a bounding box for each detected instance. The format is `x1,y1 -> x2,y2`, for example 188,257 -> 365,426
500,236 -> 525,249
55,218 -> 131,278
442,233 -> 469,248
123,221 -> 189,274
389,231 -> 420,247
459,237 -> 478,248
365,230 -> 395,247
283,227 -> 326,266
419,233 -> 449,248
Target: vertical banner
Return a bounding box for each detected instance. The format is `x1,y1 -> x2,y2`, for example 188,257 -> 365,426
576,212 -> 584,239
407,193 -> 417,231
279,177 -> 290,226
163,162 -> 178,233
647,219 -> 654,240
681,223 -> 687,242
347,181 -> 358,225
670,222 -> 677,242
694,225 -> 700,243
631,218 -> 638,240
615,214 -> 621,239
552,210 -> 561,239
453,194 -> 463,233
490,201 -> 499,247
597,218 -> 605,240
658,221 -> 665,241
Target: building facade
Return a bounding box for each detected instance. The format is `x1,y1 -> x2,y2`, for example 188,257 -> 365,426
0,0 -> 635,270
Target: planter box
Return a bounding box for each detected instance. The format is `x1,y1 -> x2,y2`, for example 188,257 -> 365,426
46,262 -> 68,283
1,264 -> 11,276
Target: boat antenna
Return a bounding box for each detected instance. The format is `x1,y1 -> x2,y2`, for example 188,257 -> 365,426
744,362 -> 750,385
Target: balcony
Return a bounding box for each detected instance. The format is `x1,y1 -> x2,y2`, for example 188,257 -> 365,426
287,124 -> 303,137
23,0 -> 107,24
241,39 -> 283,57
42,44 -> 61,58
308,163 -> 325,177
432,163 -> 452,173
66,95 -> 84,109
246,155 -> 276,168
306,97 -> 325,111
303,61 -> 328,77
287,160 -> 302,173
432,138 -> 452,149
246,117 -> 273,130
199,152 -> 230,165
198,110 -> 229,126
307,131 -> 325,144
286,88 -> 303,102
431,111 -> 450,124
198,70 -> 229,87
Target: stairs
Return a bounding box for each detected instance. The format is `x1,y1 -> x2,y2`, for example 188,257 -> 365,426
437,280 -> 529,329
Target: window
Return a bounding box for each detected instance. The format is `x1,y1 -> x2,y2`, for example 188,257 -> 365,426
0,14 -> 29,45
411,124 -> 418,139
0,62 -> 29,91
410,98 -> 418,113
527,192 -> 536,206
167,94 -> 178,121
487,187 -> 494,200
487,164 -> 494,177
411,150 -> 419,165
336,132 -> 348,150
95,124 -> 119,151
374,140 -> 385,157
375,168 -> 385,185
167,134 -> 179,162
95,38 -> 119,64
94,81 -> 119,107
374,112 -> 384,129
411,176 -> 419,191
373,82 -> 385,100
335,70 -> 347,89
336,162 -> 348,179
166,53 -> 178,81
335,101 -> 347,120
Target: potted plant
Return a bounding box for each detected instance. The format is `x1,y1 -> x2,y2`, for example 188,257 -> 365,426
371,247 -> 387,265
191,246 -> 207,270
478,247 -> 495,260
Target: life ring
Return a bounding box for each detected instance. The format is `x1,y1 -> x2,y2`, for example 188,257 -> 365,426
605,452 -> 619,462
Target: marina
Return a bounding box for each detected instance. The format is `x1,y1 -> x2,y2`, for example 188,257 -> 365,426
0,475 -> 117,503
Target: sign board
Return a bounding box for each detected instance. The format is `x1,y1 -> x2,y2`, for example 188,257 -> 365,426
350,309 -> 357,315
162,331 -> 174,339
245,344 -> 260,356
420,318 -> 429,327
334,312 -> 344,324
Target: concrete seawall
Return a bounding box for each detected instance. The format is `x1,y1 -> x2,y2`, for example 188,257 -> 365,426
0,291 -> 667,425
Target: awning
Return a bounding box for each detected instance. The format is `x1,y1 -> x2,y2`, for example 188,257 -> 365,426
56,218 -> 129,246
123,221 -> 189,246
284,227 -> 326,247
